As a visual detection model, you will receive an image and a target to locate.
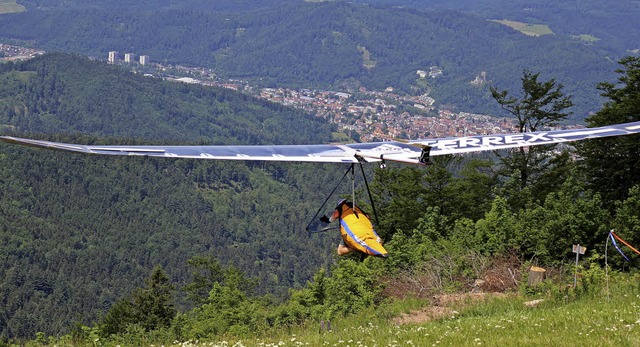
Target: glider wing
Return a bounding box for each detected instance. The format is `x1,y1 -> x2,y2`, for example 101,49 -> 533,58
0,136 -> 363,163
409,121 -> 640,156
1,121 -> 639,165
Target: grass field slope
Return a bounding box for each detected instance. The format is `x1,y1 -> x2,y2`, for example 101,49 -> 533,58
490,19 -> 554,37
24,272 -> 640,346
196,280 -> 640,347
0,0 -> 25,14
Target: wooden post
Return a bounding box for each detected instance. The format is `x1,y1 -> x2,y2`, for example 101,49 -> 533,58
528,266 -> 546,286
572,244 -> 587,288
320,319 -> 332,332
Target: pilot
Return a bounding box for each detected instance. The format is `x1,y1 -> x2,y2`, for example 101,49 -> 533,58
320,199 -> 388,258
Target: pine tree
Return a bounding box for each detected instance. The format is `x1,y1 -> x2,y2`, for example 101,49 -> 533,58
576,56 -> 640,204
100,266 -> 176,336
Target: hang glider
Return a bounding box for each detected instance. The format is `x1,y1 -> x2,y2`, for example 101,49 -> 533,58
1,121 -> 640,166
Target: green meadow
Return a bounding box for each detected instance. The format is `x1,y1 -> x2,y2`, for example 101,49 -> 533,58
572,34 -> 601,44
0,0 -> 25,14
197,281 -> 640,347
490,20 -> 554,37
29,271 -> 640,347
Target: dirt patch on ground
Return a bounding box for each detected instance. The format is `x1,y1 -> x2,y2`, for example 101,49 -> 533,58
431,292 -> 507,306
393,306 -> 454,325
392,292 -> 508,325
381,254 -> 522,300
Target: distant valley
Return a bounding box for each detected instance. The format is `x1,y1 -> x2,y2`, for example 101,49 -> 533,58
2,1 -> 639,119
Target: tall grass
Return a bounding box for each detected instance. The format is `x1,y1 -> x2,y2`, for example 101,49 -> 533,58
23,272 -> 640,346
167,274 -> 640,347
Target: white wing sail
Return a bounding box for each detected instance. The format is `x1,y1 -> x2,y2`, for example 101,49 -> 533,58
410,121 -> 640,155
2,121 -> 640,165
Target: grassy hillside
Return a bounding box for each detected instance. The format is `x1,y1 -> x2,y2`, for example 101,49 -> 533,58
21,270 -> 640,346
214,280 -> 640,347
0,0 -> 25,14
490,19 -> 554,37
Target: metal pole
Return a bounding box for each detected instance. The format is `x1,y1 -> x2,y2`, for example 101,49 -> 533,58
605,235 -> 610,300
574,244 -> 580,288
351,164 -> 355,210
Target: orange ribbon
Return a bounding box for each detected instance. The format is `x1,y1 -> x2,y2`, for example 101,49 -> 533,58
611,231 -> 640,256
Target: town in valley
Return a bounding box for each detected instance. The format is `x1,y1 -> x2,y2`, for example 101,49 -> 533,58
2,45 -> 523,143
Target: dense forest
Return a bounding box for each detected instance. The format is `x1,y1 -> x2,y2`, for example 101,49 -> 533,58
0,1 -> 632,118
358,0 -> 640,53
0,53 -> 333,144
14,0 -> 298,12
16,0 -> 640,53
0,53 -> 345,338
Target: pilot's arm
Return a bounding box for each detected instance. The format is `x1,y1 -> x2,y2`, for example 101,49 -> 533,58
329,209 -> 339,222
320,209 -> 340,223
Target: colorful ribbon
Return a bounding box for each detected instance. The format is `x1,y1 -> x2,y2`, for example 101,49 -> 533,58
609,230 -> 640,260
609,231 -> 629,261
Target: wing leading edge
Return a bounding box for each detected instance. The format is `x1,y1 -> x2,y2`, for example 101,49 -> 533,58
1,121 -> 639,165
409,121 -> 640,156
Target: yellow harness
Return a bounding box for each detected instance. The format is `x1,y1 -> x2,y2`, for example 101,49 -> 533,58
338,203 -> 387,257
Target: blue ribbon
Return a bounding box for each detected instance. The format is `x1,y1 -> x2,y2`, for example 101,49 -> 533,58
610,232 -> 630,261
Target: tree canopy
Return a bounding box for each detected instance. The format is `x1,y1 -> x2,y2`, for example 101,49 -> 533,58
0,53 -> 339,339
490,70 -> 573,200
577,56 -> 640,204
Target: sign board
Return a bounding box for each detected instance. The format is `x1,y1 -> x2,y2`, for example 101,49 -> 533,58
572,244 -> 587,288
572,244 -> 586,254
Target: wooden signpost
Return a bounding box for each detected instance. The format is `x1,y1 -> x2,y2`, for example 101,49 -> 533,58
573,244 -> 587,288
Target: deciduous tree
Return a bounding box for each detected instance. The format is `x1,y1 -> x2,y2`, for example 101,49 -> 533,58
490,70 -> 573,199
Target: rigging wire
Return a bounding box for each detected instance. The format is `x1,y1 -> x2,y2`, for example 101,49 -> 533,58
359,161 -> 380,227
305,164 -> 353,234
305,162 -> 381,235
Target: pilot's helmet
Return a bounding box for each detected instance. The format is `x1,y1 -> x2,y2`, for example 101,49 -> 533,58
336,198 -> 347,209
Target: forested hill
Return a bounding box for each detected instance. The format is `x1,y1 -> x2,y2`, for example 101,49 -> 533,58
357,0 -> 640,55
0,53 -> 332,145
15,0 -> 297,12
0,1 -> 621,118
0,53 -> 340,338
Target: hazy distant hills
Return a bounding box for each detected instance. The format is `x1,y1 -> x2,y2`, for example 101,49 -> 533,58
357,0 -> 640,54
1,1 -> 636,119
16,0 -> 640,56
16,0 -> 298,12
